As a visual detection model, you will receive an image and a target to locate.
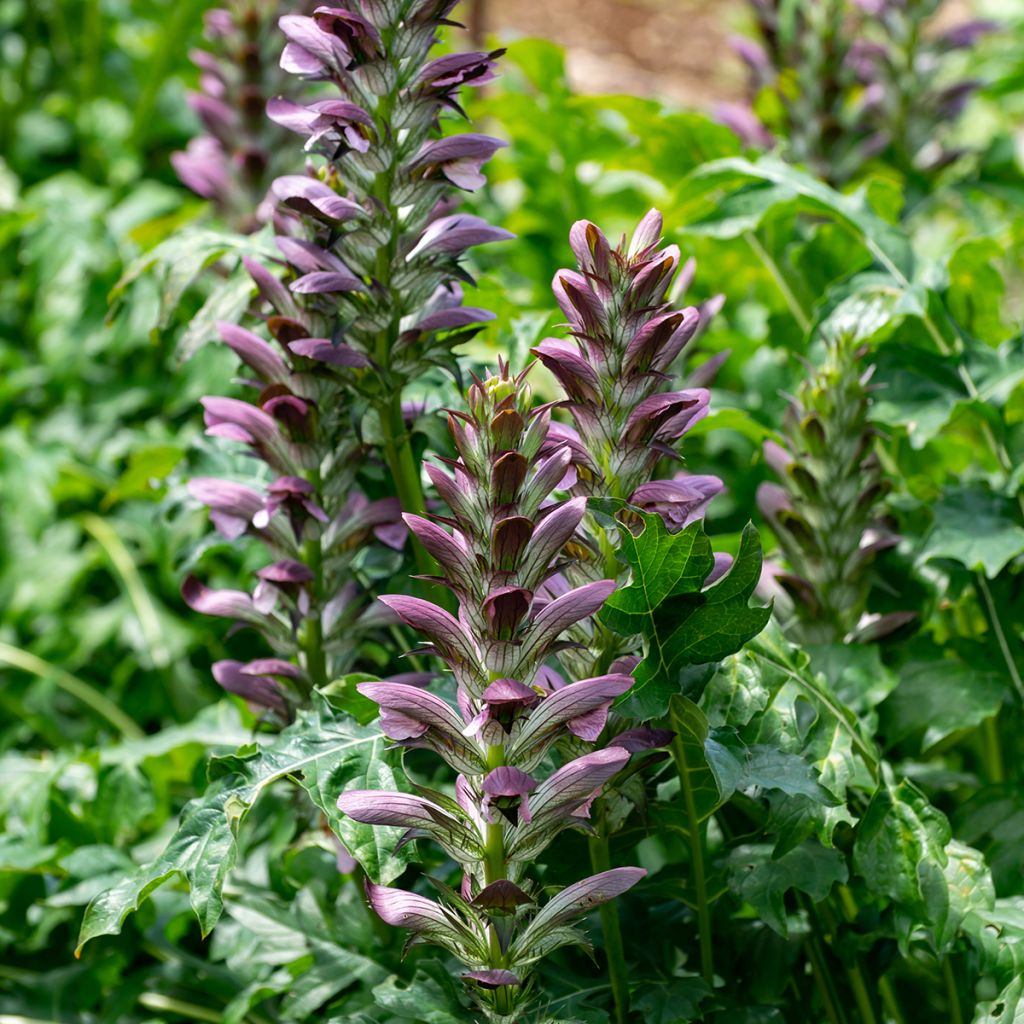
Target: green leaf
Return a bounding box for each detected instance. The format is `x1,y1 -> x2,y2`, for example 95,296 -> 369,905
853,773 -> 952,944
674,156 -> 914,279
667,695 -> 737,832
596,503 -> 770,718
882,660 -> 1006,748
371,962 -> 467,1024
921,485 -> 1024,577
973,975 -> 1024,1024
632,976 -> 713,1023
947,239 -> 1008,346
77,696 -> 408,952
726,841 -> 848,936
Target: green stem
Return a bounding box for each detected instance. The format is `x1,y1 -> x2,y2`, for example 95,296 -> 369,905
745,230 -> 812,334
378,390 -> 434,581
981,715 -> 1005,785
942,957 -> 965,1024
136,994 -> 224,1024
588,806 -> 631,1024
976,573 -> 1024,705
0,641 -> 143,739
818,897 -> 877,1024
670,733 -> 714,984
878,976 -> 906,1024
484,743 -> 513,1016
804,932 -> 847,1024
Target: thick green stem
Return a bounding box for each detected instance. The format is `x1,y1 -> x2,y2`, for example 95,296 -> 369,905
378,390 -> 435,581
981,715 -> 1005,786
588,806 -> 631,1024
670,733 -> 714,984
977,573 -> 1024,705
943,957 -> 965,1024
818,896 -> 877,1024
484,743 -> 513,1015
301,461 -> 328,691
804,932 -> 847,1024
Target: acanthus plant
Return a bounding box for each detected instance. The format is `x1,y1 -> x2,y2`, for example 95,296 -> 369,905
757,328 -> 915,645
721,0 -> 995,186
181,0 -> 511,709
337,364 -> 648,1019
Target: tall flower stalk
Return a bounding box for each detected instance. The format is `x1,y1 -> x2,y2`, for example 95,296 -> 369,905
533,210 -> 722,666
184,2 -> 510,707
254,0 -> 510,561
336,365 -> 645,1019
173,0 -> 301,230
532,210 -> 724,1020
757,329 -> 913,644
721,0 -> 995,185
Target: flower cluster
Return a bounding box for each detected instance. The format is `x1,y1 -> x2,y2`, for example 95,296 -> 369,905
173,0 -> 301,230
336,365 -> 645,1018
184,321 -> 404,716
721,0 -> 995,184
757,330 -> 914,644
534,210 -> 721,526
184,1 -> 510,711
248,0 -> 511,533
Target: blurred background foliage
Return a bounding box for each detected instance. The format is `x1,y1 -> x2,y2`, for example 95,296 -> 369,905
2,0 -> 1024,1021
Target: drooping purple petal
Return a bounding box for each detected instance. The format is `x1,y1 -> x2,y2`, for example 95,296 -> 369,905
411,133 -> 507,190
508,675 -> 633,765
271,175 -> 363,222
188,477 -> 265,540
407,214 -> 514,260
212,659 -> 289,716
509,867 -> 646,959
378,595 -> 480,671
288,337 -> 370,368
182,576 -> 260,622
463,969 -> 521,989
217,322 -> 290,384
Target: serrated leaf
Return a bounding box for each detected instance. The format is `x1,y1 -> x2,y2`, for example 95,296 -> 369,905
674,155 -> 914,279
921,485 -> 1024,578
882,660 -> 1006,748
596,503 -> 770,718
726,841 -> 848,936
77,696 -> 408,952
853,772 -> 953,947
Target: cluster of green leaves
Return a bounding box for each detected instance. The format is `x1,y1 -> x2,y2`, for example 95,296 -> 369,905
3,7 -> 1024,1024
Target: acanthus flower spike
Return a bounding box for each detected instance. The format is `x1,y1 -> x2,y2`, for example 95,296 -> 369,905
336,365 -> 645,1016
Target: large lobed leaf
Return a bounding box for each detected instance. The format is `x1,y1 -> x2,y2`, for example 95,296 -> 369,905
77,694 -> 409,953
594,501 -> 771,718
